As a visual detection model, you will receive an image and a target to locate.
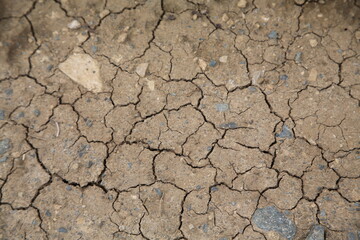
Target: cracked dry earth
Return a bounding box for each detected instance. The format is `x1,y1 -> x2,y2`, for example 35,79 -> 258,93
1,0 -> 360,239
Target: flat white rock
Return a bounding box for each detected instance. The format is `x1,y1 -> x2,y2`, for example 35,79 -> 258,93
136,63 -> 149,77
59,53 -> 103,93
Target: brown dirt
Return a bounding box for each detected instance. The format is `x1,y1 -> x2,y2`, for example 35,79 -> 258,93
0,0 -> 360,239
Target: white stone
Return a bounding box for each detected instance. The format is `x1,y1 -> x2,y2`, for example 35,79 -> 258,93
59,53 -> 103,92
237,0 -> 247,8
67,19 -> 81,30
309,39 -> 318,47
136,63 -> 149,77
198,58 -> 207,71
219,55 -> 228,63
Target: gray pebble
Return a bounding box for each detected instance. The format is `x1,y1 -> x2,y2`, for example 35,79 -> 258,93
295,52 -> 303,63
280,75 -> 289,81
215,103 -> 229,112
66,186 -> 72,191
5,88 -> 13,96
268,30 -> 278,39
276,125 -> 293,139
0,156 -> 8,163
211,186 -> 218,192
209,60 -> 217,67
78,144 -> 90,157
17,111 -> 25,119
252,206 -> 296,240
33,109 -> 41,117
85,118 -> 93,127
219,122 -> 238,129
91,45 -> 98,53
305,225 -> 325,240
202,223 -> 209,233
46,65 -> 54,72
45,210 -> 52,217
154,188 -> 163,197
87,161 -> 94,168
58,227 -> 68,233
0,138 -> 12,155
348,232 -> 357,240
0,110 -> 5,120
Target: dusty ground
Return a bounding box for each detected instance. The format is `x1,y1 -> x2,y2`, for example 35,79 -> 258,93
0,0 -> 360,239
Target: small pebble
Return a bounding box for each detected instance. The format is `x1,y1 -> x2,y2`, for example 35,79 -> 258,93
45,210 -> 52,217
219,122 -> 238,129
294,0 -> 305,4
99,9 -> 110,18
58,227 -> 68,233
167,14 -> 176,20
135,63 -> 149,77
117,32 -> 127,43
192,14 -> 198,20
237,0 -> 247,8
276,125 -> 293,139
67,19 -> 81,30
198,58 -> 207,71
154,188 -> 163,197
46,64 -> 54,71
219,55 -> 228,63
308,68 -> 318,82
309,39 -> 318,47
91,45 -> 98,53
0,139 -> 12,155
215,103 -> 229,112
209,60 -> 217,67
268,30 -> 278,39
295,52 -> 303,63
355,31 -> 360,40
280,75 -> 288,81
33,109 -> 41,117
222,13 -> 229,22
5,88 -> 13,96
0,110 -> 5,120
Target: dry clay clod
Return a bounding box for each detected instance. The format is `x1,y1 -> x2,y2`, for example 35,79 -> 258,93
59,53 -> 103,93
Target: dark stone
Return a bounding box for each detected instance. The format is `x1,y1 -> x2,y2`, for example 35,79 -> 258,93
276,125 -> 293,139
209,60 -> 217,67
252,206 -> 296,240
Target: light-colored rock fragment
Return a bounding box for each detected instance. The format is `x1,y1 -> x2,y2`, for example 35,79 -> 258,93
117,32 -> 127,43
219,55 -> 228,63
308,68 -> 317,82
198,58 -> 207,71
99,9 -> 110,18
309,39 -> 318,47
136,63 -> 149,77
59,53 -> 103,92
237,0 -> 247,8
222,13 -> 229,22
67,19 -> 81,30
355,31 -> 360,40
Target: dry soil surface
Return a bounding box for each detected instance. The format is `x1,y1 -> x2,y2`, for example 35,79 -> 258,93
0,0 -> 360,239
